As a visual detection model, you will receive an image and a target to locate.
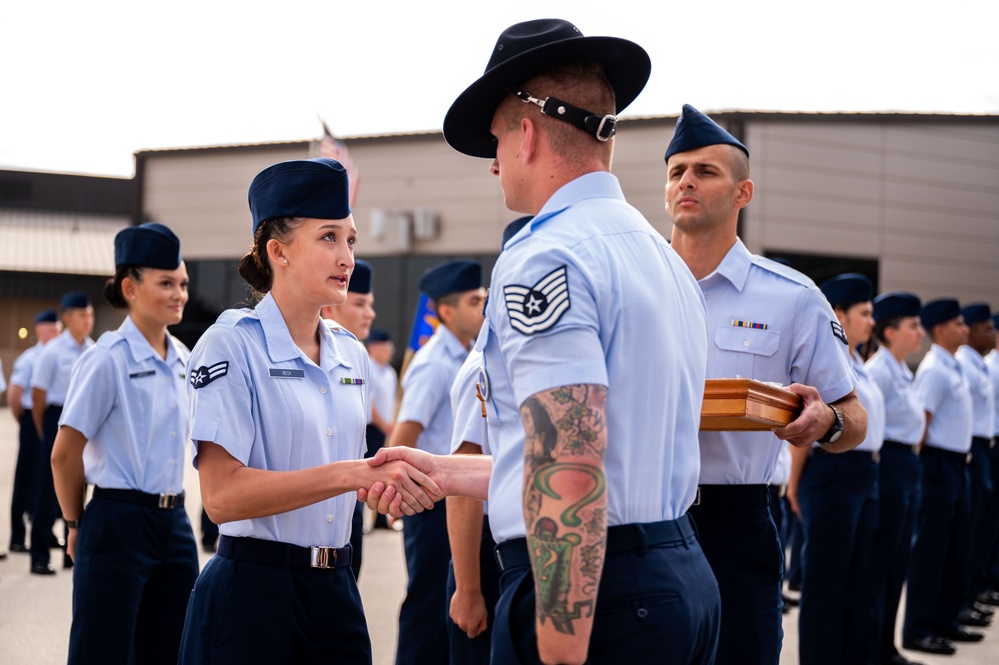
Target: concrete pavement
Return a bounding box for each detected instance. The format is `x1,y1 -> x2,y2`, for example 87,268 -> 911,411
0,405 -> 996,663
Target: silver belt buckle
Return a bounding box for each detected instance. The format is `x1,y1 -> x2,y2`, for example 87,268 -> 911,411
872,451 -> 881,464
311,546 -> 336,569
496,549 -> 505,572
157,493 -> 179,509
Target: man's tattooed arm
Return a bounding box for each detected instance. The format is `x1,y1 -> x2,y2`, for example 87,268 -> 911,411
521,383 -> 608,665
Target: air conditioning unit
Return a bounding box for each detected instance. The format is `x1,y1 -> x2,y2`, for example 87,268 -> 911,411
370,209 -> 412,252
412,208 -> 439,240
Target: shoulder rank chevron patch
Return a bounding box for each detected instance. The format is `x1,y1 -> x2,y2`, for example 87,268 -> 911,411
503,265 -> 571,335
189,361 -> 229,389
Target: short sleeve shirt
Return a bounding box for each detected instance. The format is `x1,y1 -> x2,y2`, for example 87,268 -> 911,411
956,345 -> 995,439
915,344 -> 973,453
10,343 -> 44,409
865,347 -> 925,445
696,240 -> 856,484
187,293 -> 370,549
987,351 -> 999,437
60,316 -> 190,494
482,171 -> 708,543
396,324 -> 469,456
30,330 -> 94,406
849,352 -> 885,453
369,360 -> 398,426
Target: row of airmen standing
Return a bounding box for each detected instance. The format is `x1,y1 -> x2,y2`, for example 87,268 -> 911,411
3,16 -> 998,665
785,276 -> 999,664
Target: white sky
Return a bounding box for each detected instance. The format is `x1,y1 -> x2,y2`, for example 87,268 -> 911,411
2,0 -> 997,178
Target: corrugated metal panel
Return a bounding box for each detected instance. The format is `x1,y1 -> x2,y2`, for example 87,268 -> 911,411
0,208 -> 128,275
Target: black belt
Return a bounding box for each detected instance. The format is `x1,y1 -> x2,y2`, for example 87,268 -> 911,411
883,440 -> 919,455
921,446 -> 972,465
972,436 -> 996,450
494,515 -> 695,572
217,535 -> 352,571
691,484 -> 771,507
811,447 -> 881,463
92,486 -> 185,509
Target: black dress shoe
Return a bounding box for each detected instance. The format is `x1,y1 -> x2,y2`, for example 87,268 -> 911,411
0,551 -> 7,560
9,542 -> 28,553
30,562 -> 56,575
957,607 -> 991,626
942,626 -> 984,642
972,601 -> 995,616
63,553 -> 74,569
976,589 -> 999,606
48,534 -> 64,549
782,592 -> 800,607
902,636 -> 956,655
883,653 -> 926,665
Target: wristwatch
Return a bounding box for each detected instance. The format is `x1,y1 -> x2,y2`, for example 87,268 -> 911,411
65,519 -> 81,529
816,404 -> 844,445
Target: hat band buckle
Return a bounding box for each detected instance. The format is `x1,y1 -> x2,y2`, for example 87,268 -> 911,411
509,88 -> 617,142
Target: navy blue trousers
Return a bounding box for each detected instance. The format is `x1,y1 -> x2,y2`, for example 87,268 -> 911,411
350,500 -> 364,581
491,515 -> 720,664
179,548 -> 370,665
445,517 -> 500,665
975,439 -> 999,592
903,446 -> 971,641
798,450 -> 879,665
785,507 -> 803,590
964,437 -> 996,600
9,409 -> 38,547
397,502 -> 450,665
867,442 -> 921,664
688,486 -> 783,665
70,495 -> 199,665
29,405 -> 63,565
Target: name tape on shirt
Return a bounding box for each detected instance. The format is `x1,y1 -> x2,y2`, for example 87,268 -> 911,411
269,368 -> 305,379
830,321 -> 848,345
189,361 -> 228,389
129,370 -> 155,379
503,265 -> 571,335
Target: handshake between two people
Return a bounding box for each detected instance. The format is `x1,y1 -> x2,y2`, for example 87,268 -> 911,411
356,447 -> 491,518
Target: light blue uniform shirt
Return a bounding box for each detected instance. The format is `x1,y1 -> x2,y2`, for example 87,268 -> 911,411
59,316 -> 189,494
848,352 -> 885,453
697,240 -> 856,484
865,347 -> 925,445
769,443 -> 791,485
30,329 -> 94,406
956,345 -> 995,439
988,351 -> 999,436
396,324 -> 468,456
915,344 -> 973,453
450,347 -> 490,514
0,359 -> 5,395
10,343 -> 45,409
187,293 -> 370,549
369,360 -> 398,427
450,349 -> 487,456
481,171 -> 707,544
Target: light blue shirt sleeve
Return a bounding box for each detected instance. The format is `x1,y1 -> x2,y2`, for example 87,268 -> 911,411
398,360 -> 451,430
450,350 -> 486,454
187,325 -> 256,467
60,345 -> 116,440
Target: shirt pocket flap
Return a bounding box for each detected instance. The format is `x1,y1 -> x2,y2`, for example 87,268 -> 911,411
714,325 -> 781,358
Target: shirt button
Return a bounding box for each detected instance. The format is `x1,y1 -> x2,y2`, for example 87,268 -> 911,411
327,514 -> 333,524
326,427 -> 333,437
743,339 -> 750,347
320,386 -> 327,395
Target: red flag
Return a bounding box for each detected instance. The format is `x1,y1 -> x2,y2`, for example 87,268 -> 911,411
312,118 -> 360,207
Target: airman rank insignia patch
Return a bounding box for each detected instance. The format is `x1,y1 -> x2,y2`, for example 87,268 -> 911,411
830,321 -> 848,345
189,361 -> 228,388
503,265 -> 570,335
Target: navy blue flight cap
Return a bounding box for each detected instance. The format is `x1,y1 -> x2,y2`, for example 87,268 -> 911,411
502,216 -> 532,247
367,328 -> 391,343
349,260 -> 373,294
819,273 -> 873,307
60,291 -> 91,311
248,158 -> 351,234
114,222 -> 182,270
872,292 -> 921,322
664,104 -> 749,162
993,314 -> 999,330
443,19 -> 651,158
419,260 -> 483,301
35,309 -> 58,324
961,303 -> 992,326
920,298 -> 961,330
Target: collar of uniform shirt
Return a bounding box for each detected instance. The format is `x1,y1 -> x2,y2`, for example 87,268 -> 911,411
256,293 -> 352,369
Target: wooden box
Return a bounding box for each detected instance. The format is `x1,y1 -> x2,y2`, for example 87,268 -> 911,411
700,379 -> 802,431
